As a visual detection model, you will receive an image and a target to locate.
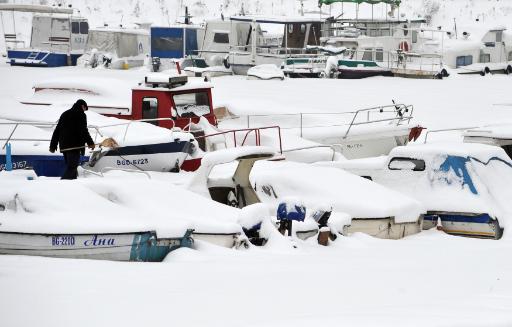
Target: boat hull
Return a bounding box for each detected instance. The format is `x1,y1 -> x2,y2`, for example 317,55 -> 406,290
337,67 -> 393,79
7,50 -> 81,67
343,217 -> 422,240
192,232 -> 243,248
0,230 -> 193,261
0,154 -> 89,177
437,213 -> 502,239
86,141 -> 193,173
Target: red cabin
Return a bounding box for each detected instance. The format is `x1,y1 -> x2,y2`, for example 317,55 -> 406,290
106,74 -> 217,129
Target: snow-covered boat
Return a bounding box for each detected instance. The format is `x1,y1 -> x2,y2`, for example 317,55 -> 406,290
0,4 -> 88,67
463,124 -> 512,159
242,103 -> 423,160
226,16 -> 325,75
0,230 -> 193,262
330,143 -> 511,239
77,26 -> 150,69
191,146 -> 424,240
247,64 -> 284,80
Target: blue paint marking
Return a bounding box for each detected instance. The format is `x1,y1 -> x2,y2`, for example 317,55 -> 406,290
438,213 -> 493,224
436,155 -> 512,195
5,143 -> 12,172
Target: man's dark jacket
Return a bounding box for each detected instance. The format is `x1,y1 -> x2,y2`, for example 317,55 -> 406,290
50,104 -> 94,153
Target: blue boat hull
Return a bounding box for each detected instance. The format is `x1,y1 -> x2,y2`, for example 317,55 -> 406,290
7,50 -> 81,67
0,154 -> 89,177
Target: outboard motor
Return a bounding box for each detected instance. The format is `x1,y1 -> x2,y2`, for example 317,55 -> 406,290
152,57 -> 161,72
277,200 -> 306,236
311,206 -> 334,246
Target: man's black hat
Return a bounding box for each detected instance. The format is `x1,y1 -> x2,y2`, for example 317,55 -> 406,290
75,99 -> 88,111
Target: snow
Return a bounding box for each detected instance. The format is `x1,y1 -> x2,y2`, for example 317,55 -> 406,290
247,64 -> 285,80
251,160 -> 425,223
1,1 -> 512,325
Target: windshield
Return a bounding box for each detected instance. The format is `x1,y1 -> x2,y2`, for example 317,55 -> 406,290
172,92 -> 211,118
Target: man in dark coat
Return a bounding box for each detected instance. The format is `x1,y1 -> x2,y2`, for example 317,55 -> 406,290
50,99 -> 95,179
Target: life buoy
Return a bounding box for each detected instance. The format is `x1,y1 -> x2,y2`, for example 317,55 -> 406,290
399,41 -> 410,52
408,126 -> 425,142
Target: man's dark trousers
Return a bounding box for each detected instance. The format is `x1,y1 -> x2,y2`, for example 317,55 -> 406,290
61,150 -> 81,180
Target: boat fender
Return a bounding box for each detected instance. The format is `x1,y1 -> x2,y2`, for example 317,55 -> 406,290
484,66 -> 491,75
399,41 -> 410,52
441,68 -> 449,78
408,126 -> 425,142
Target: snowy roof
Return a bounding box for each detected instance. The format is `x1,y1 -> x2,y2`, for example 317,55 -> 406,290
0,4 -> 73,14
389,143 -> 509,162
230,16 -> 324,24
464,124 -> 512,140
89,27 -> 150,35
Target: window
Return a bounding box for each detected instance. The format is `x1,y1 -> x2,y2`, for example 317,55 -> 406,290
484,42 -> 495,47
496,31 -> 503,42
142,97 -> 158,125
456,55 -> 472,67
213,32 -> 229,44
172,92 -> 210,118
480,53 -> 491,63
388,157 -> 425,171
509,51 -> 512,61
362,48 -> 373,61
412,30 -> 418,43
71,22 -> 79,34
152,36 -> 184,52
375,48 -> 384,62
80,22 -> 89,34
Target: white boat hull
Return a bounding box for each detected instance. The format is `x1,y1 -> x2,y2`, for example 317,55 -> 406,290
86,141 -> 193,173
0,230 -> 188,261
343,217 -> 422,240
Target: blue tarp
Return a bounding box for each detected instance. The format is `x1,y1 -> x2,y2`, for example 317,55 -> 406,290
150,27 -> 198,59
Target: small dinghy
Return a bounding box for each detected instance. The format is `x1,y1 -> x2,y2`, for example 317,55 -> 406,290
0,229 -> 193,262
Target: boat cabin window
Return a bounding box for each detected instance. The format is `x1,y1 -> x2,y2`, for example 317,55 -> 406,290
142,97 -> 158,125
72,22 -> 79,34
496,31 -> 503,42
388,157 -> 425,171
456,55 -> 472,67
80,22 -> 89,35
152,35 -> 184,52
484,42 -> 495,48
509,52 -> 512,61
172,91 -> 211,118
213,33 -> 229,44
403,25 -> 409,36
375,48 -> 384,62
480,52 -> 491,63
412,30 -> 418,43
362,48 -> 373,61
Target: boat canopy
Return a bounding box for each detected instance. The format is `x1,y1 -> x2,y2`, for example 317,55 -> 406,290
0,4 -> 73,14
319,0 -> 401,6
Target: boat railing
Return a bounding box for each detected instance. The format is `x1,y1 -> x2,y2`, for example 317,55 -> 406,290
194,125 -> 283,154
229,45 -> 321,57
88,118 -> 177,143
281,143 -> 343,161
242,104 -> 413,139
0,118 -> 177,150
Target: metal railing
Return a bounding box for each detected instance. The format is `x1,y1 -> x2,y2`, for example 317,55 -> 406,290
195,126 -> 283,154
241,104 -> 413,139
281,143 -> 343,161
